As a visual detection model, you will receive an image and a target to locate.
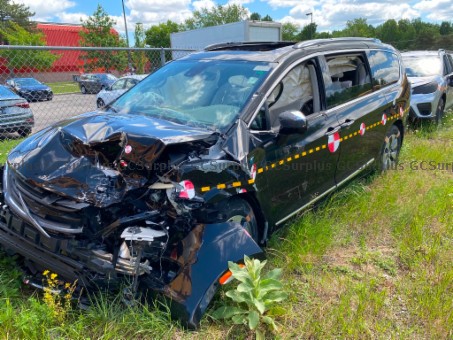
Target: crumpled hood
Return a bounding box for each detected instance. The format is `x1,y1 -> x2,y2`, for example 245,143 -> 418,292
7,112 -> 216,207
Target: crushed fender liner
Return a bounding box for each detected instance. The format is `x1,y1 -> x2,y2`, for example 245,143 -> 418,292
0,195 -> 263,328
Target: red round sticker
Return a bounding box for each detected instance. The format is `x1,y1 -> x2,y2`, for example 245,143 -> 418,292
360,123 -> 366,136
328,132 -> 340,153
125,145 -> 132,154
381,114 -> 387,125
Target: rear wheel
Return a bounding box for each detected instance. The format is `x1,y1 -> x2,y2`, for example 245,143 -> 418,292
221,197 -> 259,243
18,128 -> 31,137
81,85 -> 87,94
97,98 -> 105,108
435,97 -> 445,125
380,125 -> 401,172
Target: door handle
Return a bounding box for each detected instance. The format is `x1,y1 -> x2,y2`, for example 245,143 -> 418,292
340,119 -> 355,129
325,126 -> 341,136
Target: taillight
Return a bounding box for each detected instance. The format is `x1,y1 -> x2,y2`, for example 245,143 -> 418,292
15,102 -> 30,108
178,180 -> 195,199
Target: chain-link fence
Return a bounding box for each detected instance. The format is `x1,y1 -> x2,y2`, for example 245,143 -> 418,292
0,45 -> 194,142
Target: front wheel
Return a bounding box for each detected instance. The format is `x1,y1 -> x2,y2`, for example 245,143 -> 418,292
380,125 -> 401,172
97,98 -> 105,108
81,85 -> 87,94
220,197 -> 259,243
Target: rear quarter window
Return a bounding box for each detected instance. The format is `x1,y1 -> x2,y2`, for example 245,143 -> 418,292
367,50 -> 400,89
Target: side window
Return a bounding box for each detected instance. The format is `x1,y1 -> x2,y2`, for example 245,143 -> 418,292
251,60 -> 320,130
125,79 -> 138,89
443,55 -> 453,75
324,54 -> 372,109
447,54 -> 453,74
367,50 -> 400,89
111,79 -> 126,90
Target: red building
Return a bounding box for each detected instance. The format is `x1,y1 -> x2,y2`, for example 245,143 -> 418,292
37,22 -> 84,72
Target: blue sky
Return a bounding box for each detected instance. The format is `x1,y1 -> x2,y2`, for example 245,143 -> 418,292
18,0 -> 453,38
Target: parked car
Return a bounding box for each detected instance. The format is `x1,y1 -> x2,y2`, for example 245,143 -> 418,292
5,77 -> 53,102
77,73 -> 117,94
96,74 -> 147,107
402,50 -> 453,123
0,85 -> 34,137
0,38 -> 409,328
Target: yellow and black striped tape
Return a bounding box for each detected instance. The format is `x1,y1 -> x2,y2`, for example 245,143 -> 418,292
200,110 -> 407,193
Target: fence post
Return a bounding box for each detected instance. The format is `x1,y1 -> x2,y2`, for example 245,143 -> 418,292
160,48 -> 166,67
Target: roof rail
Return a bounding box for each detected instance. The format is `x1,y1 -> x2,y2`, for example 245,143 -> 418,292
204,41 -> 295,51
294,37 -> 382,49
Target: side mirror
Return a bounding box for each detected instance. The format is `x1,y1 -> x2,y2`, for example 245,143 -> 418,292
279,111 -> 308,135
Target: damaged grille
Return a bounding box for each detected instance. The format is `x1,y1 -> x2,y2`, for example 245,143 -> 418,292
5,165 -> 86,235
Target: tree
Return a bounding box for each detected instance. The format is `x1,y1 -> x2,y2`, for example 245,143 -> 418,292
262,15 -> 273,22
183,4 -> 248,30
145,20 -> 179,48
0,0 -> 36,45
377,19 -> 398,44
133,23 -> 147,74
439,21 -> 453,35
298,23 -> 317,41
0,22 -> 59,74
250,12 -> 261,21
342,18 -> 375,37
282,22 -> 299,41
79,4 -> 128,72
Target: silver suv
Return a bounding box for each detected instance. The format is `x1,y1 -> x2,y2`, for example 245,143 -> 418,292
402,50 -> 453,123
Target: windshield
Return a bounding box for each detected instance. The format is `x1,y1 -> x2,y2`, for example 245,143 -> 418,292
98,74 -> 117,81
0,86 -> 17,98
14,78 -> 41,86
110,59 -> 273,130
403,55 -> 442,77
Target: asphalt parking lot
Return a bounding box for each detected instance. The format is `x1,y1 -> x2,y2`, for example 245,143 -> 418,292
30,93 -> 97,132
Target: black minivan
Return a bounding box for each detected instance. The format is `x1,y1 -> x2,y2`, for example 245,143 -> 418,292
0,38 -> 410,328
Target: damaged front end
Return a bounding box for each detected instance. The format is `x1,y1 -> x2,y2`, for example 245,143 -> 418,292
0,113 -> 263,328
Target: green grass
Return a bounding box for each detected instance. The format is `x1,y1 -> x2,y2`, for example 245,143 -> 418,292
0,112 -> 452,339
47,81 -> 79,95
0,138 -> 23,163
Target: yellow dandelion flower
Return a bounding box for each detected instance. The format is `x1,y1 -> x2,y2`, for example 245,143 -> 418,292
43,270 -> 50,276
50,273 -> 58,280
64,283 -> 71,289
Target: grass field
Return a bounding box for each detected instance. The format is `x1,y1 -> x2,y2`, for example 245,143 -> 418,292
0,113 -> 452,339
47,81 -> 80,95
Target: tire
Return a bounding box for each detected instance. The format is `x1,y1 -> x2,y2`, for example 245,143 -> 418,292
435,97 -> 445,125
380,125 -> 401,172
81,85 -> 87,94
97,98 -> 105,108
18,128 -> 31,137
219,197 -> 259,243
47,93 -> 53,101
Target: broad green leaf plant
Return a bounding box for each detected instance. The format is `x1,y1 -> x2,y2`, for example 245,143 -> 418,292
212,255 -> 287,339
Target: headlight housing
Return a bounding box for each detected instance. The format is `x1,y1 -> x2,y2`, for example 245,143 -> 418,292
412,81 -> 439,94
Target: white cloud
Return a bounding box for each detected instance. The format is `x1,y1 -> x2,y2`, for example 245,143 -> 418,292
277,0 -> 420,31
414,0 -> 453,21
192,0 -> 216,11
14,0 -> 76,20
56,12 -> 88,24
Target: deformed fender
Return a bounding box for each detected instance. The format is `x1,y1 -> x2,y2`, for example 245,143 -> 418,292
160,221 -> 264,329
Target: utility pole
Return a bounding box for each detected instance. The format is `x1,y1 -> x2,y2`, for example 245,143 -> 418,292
121,0 -> 133,72
306,12 -> 313,40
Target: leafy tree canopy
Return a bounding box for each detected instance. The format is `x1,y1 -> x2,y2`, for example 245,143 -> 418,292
145,20 -> 179,48
0,22 -> 59,71
183,4 -> 248,30
79,4 -> 128,72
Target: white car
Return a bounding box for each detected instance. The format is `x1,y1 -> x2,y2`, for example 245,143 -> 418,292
96,74 -> 147,108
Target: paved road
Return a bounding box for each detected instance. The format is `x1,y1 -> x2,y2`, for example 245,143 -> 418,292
30,93 -> 97,132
